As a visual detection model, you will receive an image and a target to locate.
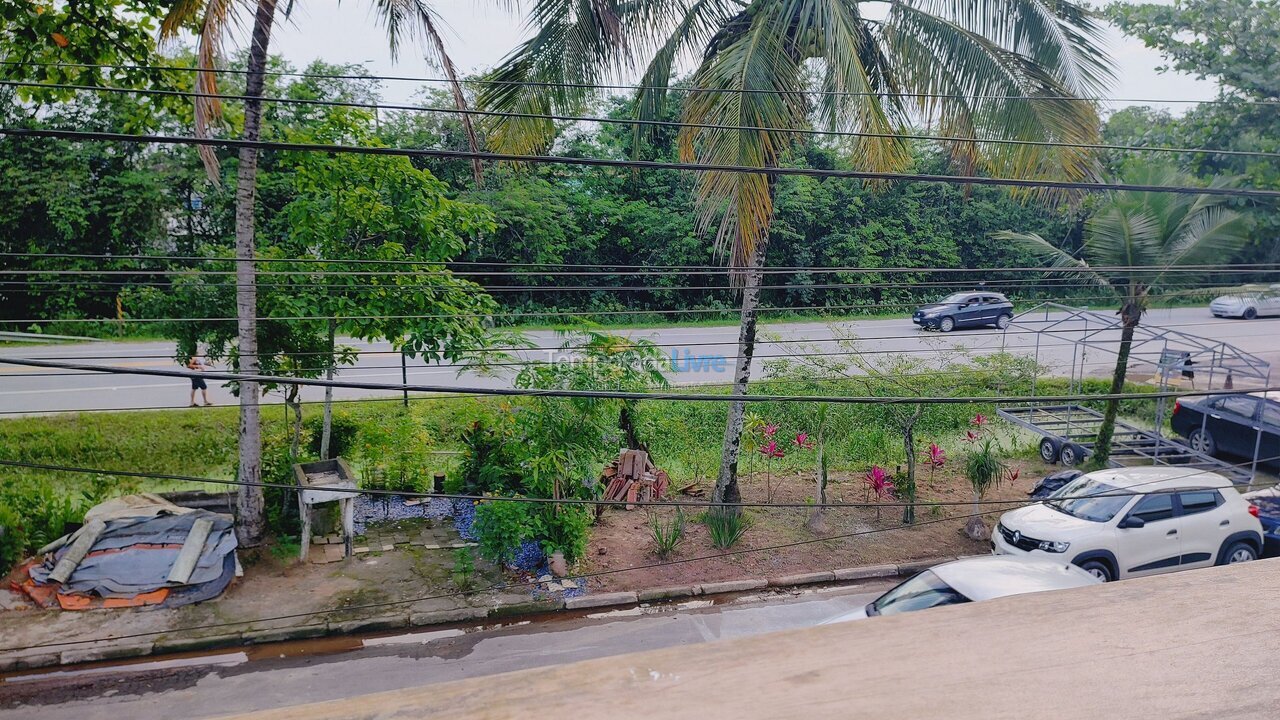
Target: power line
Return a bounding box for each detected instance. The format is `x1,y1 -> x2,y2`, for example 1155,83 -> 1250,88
6,252 -> 1280,275
0,356 -> 1273,405
6,59 -> 1280,107
6,128 -> 1280,200
7,78 -> 1280,162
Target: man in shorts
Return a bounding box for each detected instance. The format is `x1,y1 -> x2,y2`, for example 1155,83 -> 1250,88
188,353 -> 213,407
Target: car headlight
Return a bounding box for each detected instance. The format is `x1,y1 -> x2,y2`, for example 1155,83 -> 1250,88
1038,540 -> 1070,553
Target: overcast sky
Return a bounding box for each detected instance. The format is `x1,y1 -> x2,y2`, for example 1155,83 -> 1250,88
268,1 -> 1217,115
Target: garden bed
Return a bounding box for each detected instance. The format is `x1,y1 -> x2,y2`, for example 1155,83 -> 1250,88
581,459 -> 1053,593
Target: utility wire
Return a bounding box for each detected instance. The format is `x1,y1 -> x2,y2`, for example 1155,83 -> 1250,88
6,59 -> 1280,106
6,79 -> 1279,162
6,252 -> 1280,275
6,128 -> 1280,200
0,356 -> 1274,405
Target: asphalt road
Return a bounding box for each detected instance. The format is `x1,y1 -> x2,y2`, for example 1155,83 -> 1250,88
0,582 -> 893,720
1,307 -> 1277,414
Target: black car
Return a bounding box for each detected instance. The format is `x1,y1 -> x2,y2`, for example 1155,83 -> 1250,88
1171,393 -> 1280,467
912,292 -> 1014,332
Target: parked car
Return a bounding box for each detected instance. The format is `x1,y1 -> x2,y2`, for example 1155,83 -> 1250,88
1028,469 -> 1084,500
912,292 -> 1014,332
1209,284 -> 1280,319
1170,392 -> 1280,468
821,556 -> 1098,623
994,466 -> 1263,582
1242,487 -> 1280,558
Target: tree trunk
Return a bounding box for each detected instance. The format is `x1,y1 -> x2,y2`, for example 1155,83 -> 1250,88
232,0 -> 278,548
712,239 -> 769,507
618,402 -> 647,453
805,435 -> 829,534
320,319 -> 336,460
287,385 -> 302,459
1091,298 -> 1142,468
902,419 -> 917,525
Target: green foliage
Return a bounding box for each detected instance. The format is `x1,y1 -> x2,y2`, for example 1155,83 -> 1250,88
355,411 -> 433,493
472,499 -> 539,565
261,427 -> 304,538
964,438 -> 1009,502
457,419 -> 522,496
703,509 -> 748,550
648,507 -> 687,559
305,410 -> 360,459
451,547 -> 477,592
539,504 -> 593,563
0,477 -> 88,570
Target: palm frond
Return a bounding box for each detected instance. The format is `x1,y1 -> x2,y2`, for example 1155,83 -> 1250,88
990,230 -> 1109,288
193,0 -> 238,185
678,4 -> 808,272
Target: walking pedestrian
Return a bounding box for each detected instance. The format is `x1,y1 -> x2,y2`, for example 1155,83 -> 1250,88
1180,352 -> 1196,390
188,352 -> 213,407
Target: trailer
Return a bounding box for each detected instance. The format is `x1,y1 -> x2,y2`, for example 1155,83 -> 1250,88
998,404 -> 1254,485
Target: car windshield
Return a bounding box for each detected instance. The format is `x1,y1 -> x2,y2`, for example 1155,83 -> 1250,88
1047,477 -> 1130,522
870,570 -> 971,616
939,293 -> 972,304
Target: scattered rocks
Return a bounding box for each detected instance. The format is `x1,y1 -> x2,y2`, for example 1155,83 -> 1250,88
561,579 -> 578,590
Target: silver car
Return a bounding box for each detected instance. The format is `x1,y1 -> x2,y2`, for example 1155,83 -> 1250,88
1210,284 -> 1280,320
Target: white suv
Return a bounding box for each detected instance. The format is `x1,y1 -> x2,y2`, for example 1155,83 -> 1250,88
993,466 -> 1263,582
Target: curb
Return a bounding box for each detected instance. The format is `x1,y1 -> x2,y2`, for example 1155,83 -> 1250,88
4,556 -> 956,671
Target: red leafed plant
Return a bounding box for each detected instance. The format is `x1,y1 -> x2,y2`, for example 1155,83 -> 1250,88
925,442 -> 947,487
793,432 -> 814,449
759,439 -> 785,503
864,465 -> 894,520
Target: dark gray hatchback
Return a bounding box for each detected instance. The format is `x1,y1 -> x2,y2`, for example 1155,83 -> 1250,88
912,292 -> 1014,332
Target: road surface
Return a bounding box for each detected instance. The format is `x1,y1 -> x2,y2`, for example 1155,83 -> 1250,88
0,581 -> 893,720
1,307 -> 1276,414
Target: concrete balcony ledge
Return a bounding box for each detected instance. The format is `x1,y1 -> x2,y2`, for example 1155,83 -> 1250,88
222,559 -> 1280,720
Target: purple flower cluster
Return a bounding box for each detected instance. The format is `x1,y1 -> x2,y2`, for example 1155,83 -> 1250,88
507,539 -> 545,572
451,499 -> 478,540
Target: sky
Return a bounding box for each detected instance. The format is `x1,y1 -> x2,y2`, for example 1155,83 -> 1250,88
267,1 -> 1218,115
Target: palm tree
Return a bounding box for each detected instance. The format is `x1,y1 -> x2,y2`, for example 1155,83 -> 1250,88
995,165 -> 1249,466
479,0 -> 1113,505
160,0 -> 485,544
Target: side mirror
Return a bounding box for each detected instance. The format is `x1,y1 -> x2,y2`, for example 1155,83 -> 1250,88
1118,516 -> 1146,530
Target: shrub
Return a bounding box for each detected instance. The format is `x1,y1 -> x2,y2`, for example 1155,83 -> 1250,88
539,504 -> 592,563
703,508 -> 747,549
457,419 -> 521,495
648,507 -> 686,559
0,476 -> 86,570
472,499 -> 539,565
260,428 -> 304,538
305,410 -> 360,459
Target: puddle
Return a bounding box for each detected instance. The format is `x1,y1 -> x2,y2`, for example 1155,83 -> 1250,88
2,652 -> 248,684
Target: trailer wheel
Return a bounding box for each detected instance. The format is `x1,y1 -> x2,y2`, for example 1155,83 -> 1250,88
1059,443 -> 1085,467
1039,437 -> 1062,464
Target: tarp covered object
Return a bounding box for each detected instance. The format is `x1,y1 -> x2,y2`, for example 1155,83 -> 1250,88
24,494 -> 238,608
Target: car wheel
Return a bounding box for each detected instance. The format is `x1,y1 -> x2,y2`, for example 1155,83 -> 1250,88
996,313 -> 1013,330
1189,428 -> 1217,455
1243,307 -> 1258,320
1059,443 -> 1084,467
1039,437 -> 1062,464
1079,560 -> 1114,582
939,317 -> 955,332
1224,541 -> 1257,565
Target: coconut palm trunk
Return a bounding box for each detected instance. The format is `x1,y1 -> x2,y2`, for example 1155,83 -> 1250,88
1091,294 -> 1143,467
232,0 -> 278,546
320,318 -> 337,459
713,237 -> 769,505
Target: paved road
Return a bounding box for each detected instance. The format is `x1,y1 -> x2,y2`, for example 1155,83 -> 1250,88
0,582 -> 893,719
1,307 -> 1276,414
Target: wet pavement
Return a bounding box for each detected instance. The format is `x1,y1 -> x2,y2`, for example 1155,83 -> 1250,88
0,581 -> 893,719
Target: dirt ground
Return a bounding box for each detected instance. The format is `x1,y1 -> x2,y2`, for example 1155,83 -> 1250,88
584,458 -> 1053,592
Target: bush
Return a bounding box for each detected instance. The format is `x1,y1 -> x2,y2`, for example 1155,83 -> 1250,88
260,428 -> 304,539
305,410 -> 360,459
0,476 -> 87,570
457,419 -> 522,495
472,499 -> 539,565
539,504 -> 592,563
